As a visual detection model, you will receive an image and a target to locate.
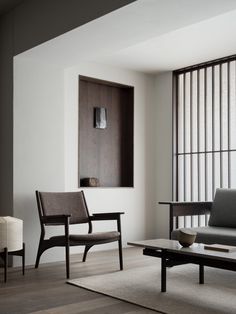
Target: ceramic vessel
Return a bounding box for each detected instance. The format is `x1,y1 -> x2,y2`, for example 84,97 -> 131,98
178,228 -> 197,247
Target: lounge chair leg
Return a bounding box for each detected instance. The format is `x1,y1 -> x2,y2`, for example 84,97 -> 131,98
118,239 -> 123,270
35,241 -> 44,268
35,230 -> 46,269
65,243 -> 70,279
82,245 -> 92,262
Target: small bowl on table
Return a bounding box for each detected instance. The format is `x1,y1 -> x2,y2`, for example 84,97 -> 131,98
178,228 -> 197,247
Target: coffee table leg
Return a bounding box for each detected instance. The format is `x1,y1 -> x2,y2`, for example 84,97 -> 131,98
161,253 -> 167,292
199,264 -> 204,284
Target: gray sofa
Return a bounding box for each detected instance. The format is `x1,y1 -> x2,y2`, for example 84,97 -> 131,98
162,189 -> 236,246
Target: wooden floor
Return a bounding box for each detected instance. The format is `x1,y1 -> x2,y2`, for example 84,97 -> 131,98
0,248 -> 159,314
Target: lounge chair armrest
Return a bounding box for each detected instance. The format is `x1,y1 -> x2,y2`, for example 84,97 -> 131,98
91,212 -> 124,221
41,214 -> 71,225
91,212 -> 124,233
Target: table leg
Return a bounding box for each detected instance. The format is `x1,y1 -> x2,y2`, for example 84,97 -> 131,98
199,264 -> 204,284
4,248 -> 8,283
22,243 -> 25,276
161,252 -> 167,292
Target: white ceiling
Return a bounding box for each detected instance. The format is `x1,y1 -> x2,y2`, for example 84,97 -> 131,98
17,0 -> 236,73
97,9 -> 236,73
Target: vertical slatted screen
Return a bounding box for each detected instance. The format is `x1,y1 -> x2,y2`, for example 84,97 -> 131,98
174,58 -> 236,227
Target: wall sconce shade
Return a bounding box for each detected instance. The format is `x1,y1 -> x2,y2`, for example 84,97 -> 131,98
94,107 -> 107,129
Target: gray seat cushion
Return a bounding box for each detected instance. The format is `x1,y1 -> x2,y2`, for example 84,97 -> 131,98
172,226 -> 236,246
209,188 -> 236,228
50,231 -> 120,245
70,231 -> 120,244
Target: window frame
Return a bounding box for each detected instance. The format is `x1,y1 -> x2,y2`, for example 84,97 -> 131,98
173,54 -> 236,202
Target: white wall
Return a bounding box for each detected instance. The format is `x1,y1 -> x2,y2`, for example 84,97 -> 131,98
64,62 -> 157,248
14,57 -> 66,265
13,58 -> 158,265
154,72 -> 173,238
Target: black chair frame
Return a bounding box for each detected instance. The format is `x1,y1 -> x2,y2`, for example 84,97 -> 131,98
35,190 -> 124,278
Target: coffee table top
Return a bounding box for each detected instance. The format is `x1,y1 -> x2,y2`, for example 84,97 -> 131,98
128,239 -> 236,262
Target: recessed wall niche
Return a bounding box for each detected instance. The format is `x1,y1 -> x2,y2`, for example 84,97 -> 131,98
79,75 -> 134,188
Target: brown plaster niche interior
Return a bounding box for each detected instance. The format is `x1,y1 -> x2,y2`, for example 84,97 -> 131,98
79,75 -> 134,188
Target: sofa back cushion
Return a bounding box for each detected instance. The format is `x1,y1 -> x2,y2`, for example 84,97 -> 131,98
209,188 -> 236,228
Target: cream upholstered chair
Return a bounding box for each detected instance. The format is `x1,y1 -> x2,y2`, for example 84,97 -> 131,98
0,216 -> 25,282
35,190 -> 124,278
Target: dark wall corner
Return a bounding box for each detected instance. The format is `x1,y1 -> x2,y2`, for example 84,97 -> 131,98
0,12 -> 14,216
0,0 -> 136,216
13,0 -> 137,56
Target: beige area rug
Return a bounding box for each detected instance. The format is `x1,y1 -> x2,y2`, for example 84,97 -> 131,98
67,261 -> 236,314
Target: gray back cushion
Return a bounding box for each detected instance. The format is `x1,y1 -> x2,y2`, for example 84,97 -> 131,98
209,188 -> 236,228
39,191 -> 89,224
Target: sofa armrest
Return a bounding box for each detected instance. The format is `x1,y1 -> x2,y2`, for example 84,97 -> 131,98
159,201 -> 212,217
159,201 -> 213,239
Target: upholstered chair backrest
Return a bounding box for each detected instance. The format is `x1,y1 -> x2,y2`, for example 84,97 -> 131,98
38,191 -> 90,224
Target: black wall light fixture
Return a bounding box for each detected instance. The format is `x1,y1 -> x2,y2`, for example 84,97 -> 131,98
94,107 -> 107,129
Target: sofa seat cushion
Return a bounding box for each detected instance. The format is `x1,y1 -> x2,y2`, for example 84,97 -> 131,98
209,188 -> 236,228
172,226 -> 236,246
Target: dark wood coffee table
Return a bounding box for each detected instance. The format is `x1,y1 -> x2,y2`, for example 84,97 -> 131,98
128,239 -> 236,292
